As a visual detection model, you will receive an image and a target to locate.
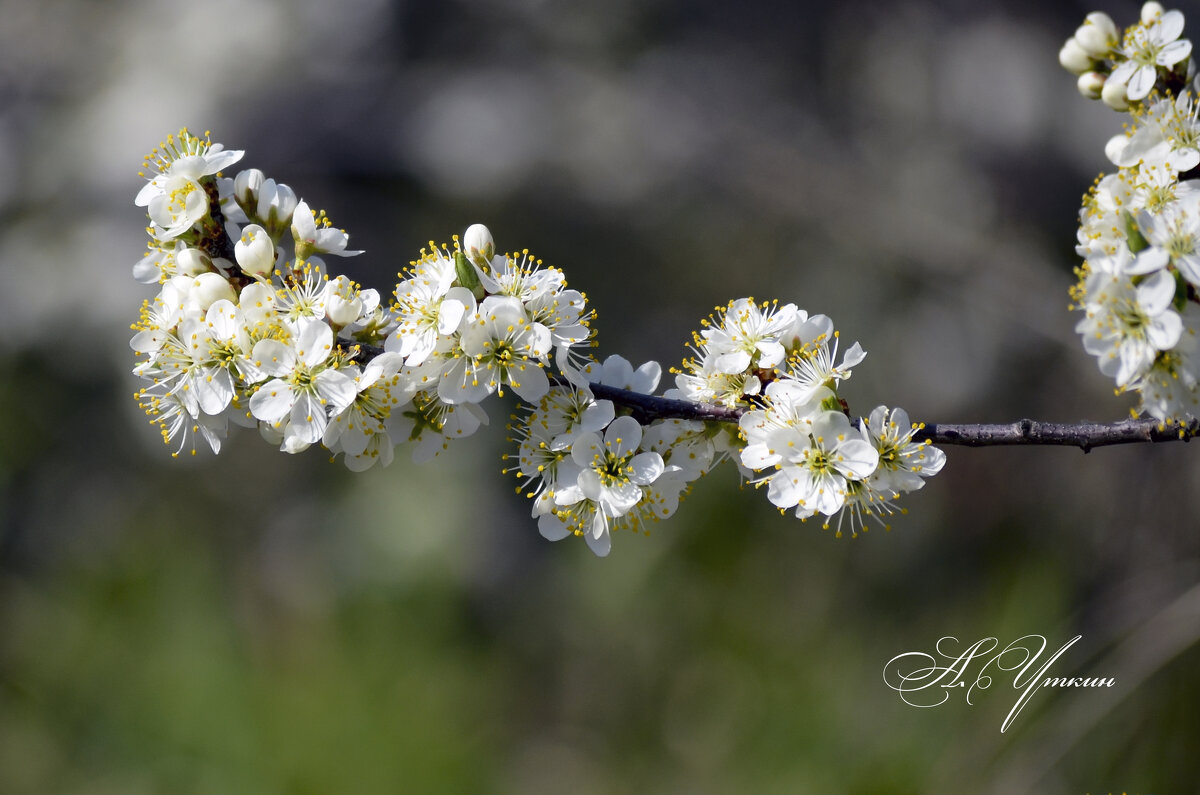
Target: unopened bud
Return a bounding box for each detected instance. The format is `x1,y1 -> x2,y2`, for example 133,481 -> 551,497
1078,71 -> 1107,100
190,272 -> 236,311
1060,37 -> 1096,75
463,223 -> 495,268
233,168 -> 265,214
234,223 -> 276,277
1075,13 -> 1118,58
325,275 -> 363,326
257,179 -> 298,237
176,246 -> 213,277
1101,77 -> 1131,111
1141,2 -> 1165,24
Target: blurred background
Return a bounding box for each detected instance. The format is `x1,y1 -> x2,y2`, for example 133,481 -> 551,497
1,0 -> 1198,792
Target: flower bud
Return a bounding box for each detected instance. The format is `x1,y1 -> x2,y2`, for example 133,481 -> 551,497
1059,37 -> 1096,75
1075,13 -> 1118,58
1077,71 -> 1107,100
1141,1 -> 1165,24
234,223 -> 276,277
463,223 -> 495,268
233,168 -> 265,214
175,246 -> 212,277
325,275 -> 363,326
257,178 -> 298,237
1101,77 -> 1131,111
190,272 -> 236,311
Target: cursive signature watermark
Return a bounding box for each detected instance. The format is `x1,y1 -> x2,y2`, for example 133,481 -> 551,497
882,635 -> 1116,732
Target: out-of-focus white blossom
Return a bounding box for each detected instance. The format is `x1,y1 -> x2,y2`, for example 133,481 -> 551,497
1068,6 -> 1200,423
1076,12 -> 1120,58
1061,37 -> 1097,75
1110,8 -> 1191,101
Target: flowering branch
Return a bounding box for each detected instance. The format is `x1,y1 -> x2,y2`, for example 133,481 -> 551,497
545,390 -> 1200,449
345,343 -> 1196,448
125,5 -> 1200,555
344,337 -> 1199,447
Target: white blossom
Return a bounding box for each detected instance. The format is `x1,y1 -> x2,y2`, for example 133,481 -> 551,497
440,296 -> 551,404
1109,8 -> 1192,101
249,317 -> 356,451
135,129 -> 244,240
291,199 -> 363,259
1076,269 -> 1183,387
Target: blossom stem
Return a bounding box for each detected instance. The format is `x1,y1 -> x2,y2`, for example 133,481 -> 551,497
202,185 -> 254,288
338,340 -> 1198,448
914,418 -> 1200,451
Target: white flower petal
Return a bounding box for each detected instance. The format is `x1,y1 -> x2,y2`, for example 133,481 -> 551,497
509,362 -> 549,403
605,415 -> 643,457
766,465 -> 806,509
1157,38 -> 1191,67
810,473 -> 847,516
756,340 -> 785,368
251,339 -> 296,378
289,393 -> 328,444
571,431 -> 604,467
204,147 -> 245,174
1157,11 -> 1186,44
1131,246 -> 1170,275
249,379 -> 295,423
315,369 -> 357,412
1137,270 -> 1177,313
195,368 -> 234,415
740,442 -> 780,471
1109,60 -> 1137,85
600,481 -> 641,516
582,400 -> 616,432
629,451 -> 665,485
130,329 -> 167,353
1126,64 -> 1158,101
584,519 -> 611,557
1147,310 -> 1183,350
1175,252 -> 1200,285
833,438 -> 880,479
295,318 -> 334,369
538,514 -> 573,541
713,350 -> 751,374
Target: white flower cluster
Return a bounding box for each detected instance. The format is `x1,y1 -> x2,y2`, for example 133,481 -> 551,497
382,231 -> 593,461
1065,7 -> 1200,423
669,300 -> 945,537
1060,3 -> 1192,110
130,128 -> 593,469
508,355 -> 715,556
130,130 -> 947,556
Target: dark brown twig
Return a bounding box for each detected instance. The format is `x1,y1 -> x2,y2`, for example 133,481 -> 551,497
338,341 -> 1199,449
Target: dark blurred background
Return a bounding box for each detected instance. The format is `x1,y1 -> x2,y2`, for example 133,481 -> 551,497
2,0 -> 1198,792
